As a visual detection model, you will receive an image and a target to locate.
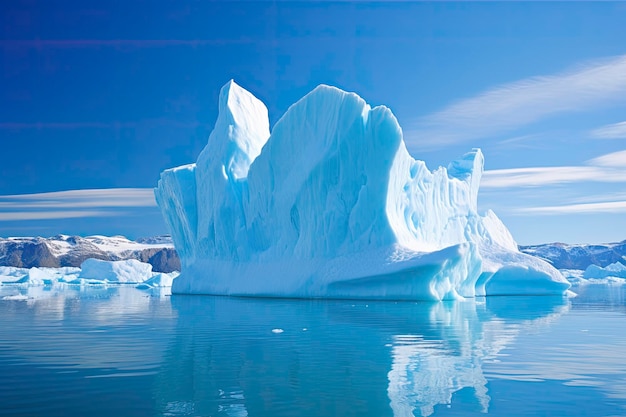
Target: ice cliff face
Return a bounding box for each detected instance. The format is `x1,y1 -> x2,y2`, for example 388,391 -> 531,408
155,81 -> 570,300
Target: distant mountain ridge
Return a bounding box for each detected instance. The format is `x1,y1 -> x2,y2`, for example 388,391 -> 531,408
1,234 -> 624,273
520,240 -> 626,270
0,235 -> 180,273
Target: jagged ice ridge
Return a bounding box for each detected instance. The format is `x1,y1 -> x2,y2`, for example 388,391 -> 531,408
155,81 -> 570,300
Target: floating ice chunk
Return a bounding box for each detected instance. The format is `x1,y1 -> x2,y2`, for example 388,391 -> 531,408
0,266 -> 28,284
78,258 -> 153,283
559,269 -> 586,286
1,294 -> 29,301
136,271 -> 179,289
583,262 -> 626,279
0,266 -> 80,286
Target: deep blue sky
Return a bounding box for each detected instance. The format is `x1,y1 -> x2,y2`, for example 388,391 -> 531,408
1,1 -> 626,244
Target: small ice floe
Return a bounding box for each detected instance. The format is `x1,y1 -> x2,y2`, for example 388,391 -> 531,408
584,262 -> 626,279
2,294 -> 29,301
79,258 -> 153,283
560,269 -> 586,286
271,328 -> 284,334
0,261 -> 179,290
135,272 -> 179,289
65,278 -> 108,286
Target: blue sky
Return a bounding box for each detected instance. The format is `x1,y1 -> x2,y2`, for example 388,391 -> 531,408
1,1 -> 625,244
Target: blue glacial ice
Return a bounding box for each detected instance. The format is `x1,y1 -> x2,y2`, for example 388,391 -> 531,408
0,261 -> 178,289
155,81 -> 570,300
78,258 -> 154,283
583,262 -> 626,279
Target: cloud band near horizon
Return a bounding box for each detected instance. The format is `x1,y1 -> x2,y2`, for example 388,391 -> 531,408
482,149 -> 626,188
0,188 -> 156,221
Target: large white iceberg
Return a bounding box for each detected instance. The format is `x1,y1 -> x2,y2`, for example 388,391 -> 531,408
155,81 -> 570,300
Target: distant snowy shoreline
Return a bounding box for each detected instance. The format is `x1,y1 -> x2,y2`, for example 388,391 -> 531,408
0,234 -> 179,272
2,234 -> 625,292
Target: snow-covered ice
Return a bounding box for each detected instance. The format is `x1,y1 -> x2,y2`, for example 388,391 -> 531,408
0,266 -> 80,285
155,81 -> 570,300
584,262 -> 626,279
559,269 -> 586,286
136,272 -> 180,289
78,258 -> 153,283
559,262 -> 626,285
0,259 -> 177,289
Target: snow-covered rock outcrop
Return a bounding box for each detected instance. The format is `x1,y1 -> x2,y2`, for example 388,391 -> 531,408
521,240 -> 626,270
0,235 -> 179,272
155,81 -> 570,300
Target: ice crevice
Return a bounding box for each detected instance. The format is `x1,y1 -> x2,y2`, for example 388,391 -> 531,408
155,81 -> 570,300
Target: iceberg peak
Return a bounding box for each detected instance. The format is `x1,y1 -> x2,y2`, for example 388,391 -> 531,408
447,148 -> 484,210
205,79 -> 270,181
155,81 -> 570,300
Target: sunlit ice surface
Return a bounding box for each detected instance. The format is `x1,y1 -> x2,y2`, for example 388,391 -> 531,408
0,284 -> 625,416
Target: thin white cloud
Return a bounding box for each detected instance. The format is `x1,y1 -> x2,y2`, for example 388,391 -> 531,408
482,149 -> 626,188
516,201 -> 626,215
407,54 -> 626,148
0,211 -> 118,221
587,149 -> 626,167
570,191 -> 626,204
0,188 -> 156,208
590,121 -> 626,139
0,188 -> 156,221
482,166 -> 603,188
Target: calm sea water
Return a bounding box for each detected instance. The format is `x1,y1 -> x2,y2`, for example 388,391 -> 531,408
0,284 -> 625,417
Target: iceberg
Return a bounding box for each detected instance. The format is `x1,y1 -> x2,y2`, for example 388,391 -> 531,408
155,81 -> 570,300
136,272 -> 180,289
583,262 -> 626,279
77,258 -> 153,283
0,260 -> 175,288
0,266 -> 80,285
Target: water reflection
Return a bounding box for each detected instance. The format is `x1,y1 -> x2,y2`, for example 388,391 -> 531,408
160,295 -> 569,416
11,285 -> 623,416
0,286 -> 175,372
388,298 -> 568,416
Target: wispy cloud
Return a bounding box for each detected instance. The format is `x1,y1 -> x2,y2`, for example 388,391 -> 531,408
587,149 -> 626,167
516,200 -> 626,215
0,211 -> 117,221
407,54 -> 626,148
569,191 -> 626,204
482,166 -> 608,188
0,188 -> 156,221
0,121 -> 206,130
482,149 -> 626,188
590,121 -> 626,139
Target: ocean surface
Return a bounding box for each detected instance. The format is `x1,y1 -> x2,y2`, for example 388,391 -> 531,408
0,284 -> 625,417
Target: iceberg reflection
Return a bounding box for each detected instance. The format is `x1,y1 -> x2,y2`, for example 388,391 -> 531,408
387,298 -> 567,416
161,294 -> 568,416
